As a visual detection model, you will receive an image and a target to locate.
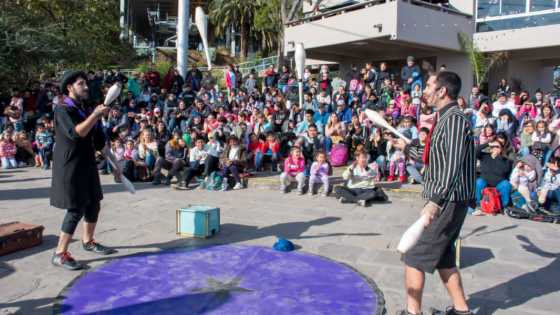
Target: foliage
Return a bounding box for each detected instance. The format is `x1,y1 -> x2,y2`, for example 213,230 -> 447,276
332,77 -> 346,89
209,48 -> 217,62
136,61 -> 173,77
457,30 -> 508,88
509,76 -> 527,94
0,0 -> 132,88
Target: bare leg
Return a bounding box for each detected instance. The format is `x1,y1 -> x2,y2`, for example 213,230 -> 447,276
438,268 -> 469,312
405,265 -> 425,314
83,221 -> 97,243
55,232 -> 73,254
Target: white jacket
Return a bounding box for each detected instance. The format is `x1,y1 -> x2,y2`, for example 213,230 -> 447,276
537,171 -> 560,191
492,100 -> 517,117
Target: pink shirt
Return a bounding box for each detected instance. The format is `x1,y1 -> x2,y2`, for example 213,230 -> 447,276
284,156 -> 305,177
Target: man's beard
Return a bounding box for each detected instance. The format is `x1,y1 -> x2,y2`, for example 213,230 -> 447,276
76,91 -> 90,103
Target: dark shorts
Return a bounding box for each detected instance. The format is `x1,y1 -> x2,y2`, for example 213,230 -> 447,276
401,200 -> 468,274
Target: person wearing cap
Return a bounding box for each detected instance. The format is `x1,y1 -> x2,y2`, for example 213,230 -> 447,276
201,70 -> 216,91
139,87 -> 151,107
492,92 -> 517,117
105,106 -> 130,140
87,71 -> 103,106
51,71 -> 117,270
127,71 -> 140,98
400,56 -> 421,90
234,65 -> 243,90
131,116 -> 153,141
363,93 -> 382,111
314,102 -> 329,127
335,100 -> 352,125
216,94 -> 230,111
124,98 -> 140,116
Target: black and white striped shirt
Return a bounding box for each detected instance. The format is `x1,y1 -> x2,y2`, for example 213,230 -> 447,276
404,102 -> 476,207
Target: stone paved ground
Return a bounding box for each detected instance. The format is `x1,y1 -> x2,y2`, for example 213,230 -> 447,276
1,168 -> 559,315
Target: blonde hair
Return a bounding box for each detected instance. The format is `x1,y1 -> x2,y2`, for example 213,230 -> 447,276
326,112 -> 339,128
399,116 -> 413,128
139,129 -> 154,144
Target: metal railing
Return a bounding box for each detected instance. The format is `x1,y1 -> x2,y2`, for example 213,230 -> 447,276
285,0 -> 472,26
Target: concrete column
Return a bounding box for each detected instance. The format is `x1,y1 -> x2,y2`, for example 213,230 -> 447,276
177,0 -> 190,77
231,28 -> 236,57
226,26 -> 231,47
120,0 -> 126,39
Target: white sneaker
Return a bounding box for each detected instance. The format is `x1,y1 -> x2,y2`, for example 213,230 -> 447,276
222,178 -> 228,191
17,162 -> 26,167
198,181 -> 206,190
233,182 -> 243,190
357,200 -> 366,207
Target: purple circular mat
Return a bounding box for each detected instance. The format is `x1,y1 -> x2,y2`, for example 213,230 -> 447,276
54,245 -> 384,315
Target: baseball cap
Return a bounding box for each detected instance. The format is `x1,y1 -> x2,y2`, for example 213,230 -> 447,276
154,108 -> 161,113
510,92 -> 516,96
389,100 -> 396,105
132,71 -> 138,75
135,115 -> 142,120
317,103 -> 324,108
146,111 -> 152,115
337,100 -> 345,107
140,117 -> 148,122
193,113 -> 201,118
115,68 -> 120,71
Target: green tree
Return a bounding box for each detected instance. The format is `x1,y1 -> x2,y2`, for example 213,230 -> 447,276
209,0 -> 259,59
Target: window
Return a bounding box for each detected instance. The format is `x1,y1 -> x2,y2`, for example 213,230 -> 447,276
501,0 -> 526,15
530,0 -> 556,12
478,0 -> 502,18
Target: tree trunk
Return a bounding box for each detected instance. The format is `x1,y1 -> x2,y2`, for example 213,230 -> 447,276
240,21 -> 250,59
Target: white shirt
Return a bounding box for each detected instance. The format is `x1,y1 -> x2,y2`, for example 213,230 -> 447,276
228,147 -> 239,160
492,100 -> 517,117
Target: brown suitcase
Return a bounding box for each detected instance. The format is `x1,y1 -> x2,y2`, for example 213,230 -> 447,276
0,221 -> 44,256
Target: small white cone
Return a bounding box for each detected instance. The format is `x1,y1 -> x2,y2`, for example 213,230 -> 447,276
107,159 -> 135,194
396,214 -> 427,254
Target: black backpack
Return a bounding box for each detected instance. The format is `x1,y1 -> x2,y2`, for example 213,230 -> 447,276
116,160 -> 135,183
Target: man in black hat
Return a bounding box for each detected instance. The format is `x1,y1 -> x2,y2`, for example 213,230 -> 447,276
51,71 -> 120,270
401,56 -> 421,90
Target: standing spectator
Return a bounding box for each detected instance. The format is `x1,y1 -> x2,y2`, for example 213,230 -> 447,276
244,72 -> 259,92
113,68 -> 129,85
185,69 -> 199,92
163,66 -> 175,91
170,70 -> 185,95
364,62 -> 377,90
400,56 -> 421,90
344,64 -> 358,92
375,62 -> 390,93
234,65 -> 243,91
4,88 -> 23,132
317,65 -> 333,98
94,70 -> 104,85
201,70 -> 216,91
103,70 -> 114,87
278,65 -> 291,94
87,71 -> 104,105
127,71 -> 140,98
34,83 -> 54,114
263,64 -> 279,91
225,64 -> 236,94
467,86 -> 482,108
190,63 -> 203,84
146,63 -> 161,95
497,78 -> 510,94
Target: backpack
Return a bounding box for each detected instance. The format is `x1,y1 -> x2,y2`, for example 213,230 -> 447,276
133,160 -> 153,182
481,187 -> 502,215
349,79 -> 358,93
510,191 -> 526,208
118,160 -> 135,183
330,144 -> 349,166
206,171 -> 223,190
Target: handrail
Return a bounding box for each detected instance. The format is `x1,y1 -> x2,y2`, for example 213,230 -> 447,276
285,0 -> 472,26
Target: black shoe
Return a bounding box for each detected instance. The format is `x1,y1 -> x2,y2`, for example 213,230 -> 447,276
82,239 -> 112,255
395,310 -> 422,315
163,174 -> 173,185
52,252 -> 83,270
152,176 -> 162,185
171,183 -> 188,190
428,307 -> 472,315
175,173 -> 182,184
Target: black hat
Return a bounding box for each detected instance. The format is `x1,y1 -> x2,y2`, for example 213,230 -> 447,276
87,70 -> 95,75
61,71 -> 87,95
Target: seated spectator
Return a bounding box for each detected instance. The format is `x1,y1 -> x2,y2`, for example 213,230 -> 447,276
171,136 -> 219,190
220,135 -> 247,191
386,100 -> 400,119
255,131 -> 280,173
492,92 -> 517,117
247,132 -> 260,164
364,129 -> 389,179
334,151 -> 382,207
397,117 -> 419,140
308,151 -> 330,197
215,116 -> 235,143
496,109 -> 517,140
289,104 -> 304,126
131,117 -> 153,142
480,124 -> 496,145
124,139 -> 137,160
280,146 -> 305,195
363,94 -> 382,111
254,113 -> 271,137
0,130 -> 18,169
152,131 -> 189,185
208,133 -> 222,155
325,112 -> 346,150
419,106 -> 436,130
535,103 -> 556,123
530,157 -> 560,213
314,103 -> 329,128
518,121 -> 536,156
203,114 -> 220,137
495,132 -> 516,162
475,140 -> 513,209
405,127 -> 428,184
296,109 -> 323,136
169,101 -> 191,132
271,102 -> 290,133
15,130 -> 34,167
335,100 -> 352,125
105,106 -> 129,140
191,99 -> 211,120
134,129 -> 159,169
510,155 -> 543,205
294,124 -> 327,174
531,120 -> 551,163
346,114 -> 369,153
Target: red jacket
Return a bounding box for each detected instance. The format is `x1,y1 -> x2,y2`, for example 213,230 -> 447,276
260,140 -> 279,154
163,73 -> 173,90
146,71 -> 161,87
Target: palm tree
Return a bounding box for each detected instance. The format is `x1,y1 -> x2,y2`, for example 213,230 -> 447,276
210,0 -> 259,59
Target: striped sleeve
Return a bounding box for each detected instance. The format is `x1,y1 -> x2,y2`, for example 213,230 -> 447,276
428,115 -> 471,207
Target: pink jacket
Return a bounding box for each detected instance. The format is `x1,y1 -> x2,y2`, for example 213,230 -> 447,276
0,141 -> 17,159
284,156 -> 305,177
401,105 -> 417,118
479,134 -> 495,145
419,113 -> 436,130
225,72 -> 233,88
518,105 -> 539,119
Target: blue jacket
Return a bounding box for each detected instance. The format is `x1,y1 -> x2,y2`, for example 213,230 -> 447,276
336,107 -> 353,125
314,111 -> 329,127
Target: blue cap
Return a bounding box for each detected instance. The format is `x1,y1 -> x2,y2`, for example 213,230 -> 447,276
193,113 -> 201,118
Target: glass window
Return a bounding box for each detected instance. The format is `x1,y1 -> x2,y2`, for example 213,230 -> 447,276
478,0 -> 502,18
501,0 -> 526,15
530,0 -> 555,12
476,11 -> 560,32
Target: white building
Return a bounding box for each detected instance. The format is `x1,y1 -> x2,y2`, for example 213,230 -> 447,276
284,0 -> 558,97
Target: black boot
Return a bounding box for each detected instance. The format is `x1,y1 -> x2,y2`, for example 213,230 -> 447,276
163,174 -> 173,185
152,176 -> 162,185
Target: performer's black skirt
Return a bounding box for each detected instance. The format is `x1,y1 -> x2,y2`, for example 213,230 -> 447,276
401,200 -> 468,274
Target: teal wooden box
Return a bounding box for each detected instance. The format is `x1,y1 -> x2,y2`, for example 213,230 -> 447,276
176,205 -> 220,238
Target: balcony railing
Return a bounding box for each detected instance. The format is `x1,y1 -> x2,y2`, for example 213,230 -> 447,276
476,0 -> 560,32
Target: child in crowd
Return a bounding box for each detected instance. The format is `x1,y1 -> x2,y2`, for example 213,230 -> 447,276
479,124 -> 496,145
123,139 -> 137,160
254,114 -> 271,137
247,133 -> 260,166
530,157 -> 560,212
256,132 -> 280,173
308,151 -> 330,197
0,130 -> 17,169
419,106 -> 436,130
280,146 -> 305,195
531,120 -> 551,163
411,83 -> 422,99
387,142 -> 406,182
386,100 -> 400,119
397,117 -> 419,140
208,133 -> 223,154
16,130 -> 34,167
287,120 -> 296,133
111,138 -> 125,161
400,97 -> 417,120
35,123 -> 53,170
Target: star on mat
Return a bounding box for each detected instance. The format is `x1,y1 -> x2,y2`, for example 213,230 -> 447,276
189,277 -> 255,302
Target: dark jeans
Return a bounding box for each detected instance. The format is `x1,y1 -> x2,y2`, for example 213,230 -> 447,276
154,157 -> 184,177
181,156 -> 219,186
16,147 -> 33,162
334,186 -> 377,204
257,153 -> 278,171
61,201 -> 101,235
223,164 -> 244,183
303,156 -> 314,173
40,147 -> 52,165
345,135 -> 364,151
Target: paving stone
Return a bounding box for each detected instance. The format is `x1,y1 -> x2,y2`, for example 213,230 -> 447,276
376,266 -> 443,296
312,243 -> 367,263
360,249 -> 404,267
472,261 -> 537,286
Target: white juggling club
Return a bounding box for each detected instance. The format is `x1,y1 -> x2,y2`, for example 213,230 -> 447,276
195,7 -> 212,71
294,43 -> 306,107
364,109 -> 411,143
396,214 -> 427,254
103,82 -> 122,107
106,155 -> 135,194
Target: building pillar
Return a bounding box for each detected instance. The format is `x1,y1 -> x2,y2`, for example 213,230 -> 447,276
177,0 -> 190,77
231,28 -> 236,57
120,0 -> 126,39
